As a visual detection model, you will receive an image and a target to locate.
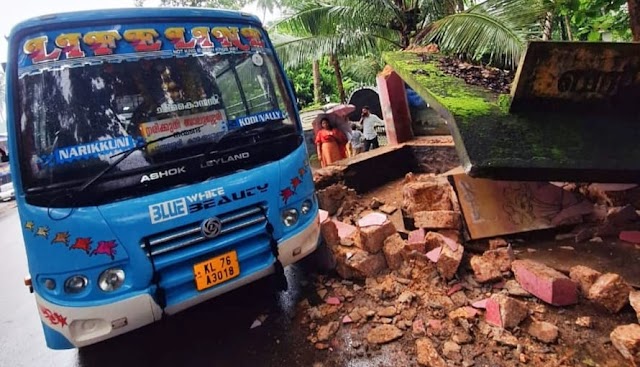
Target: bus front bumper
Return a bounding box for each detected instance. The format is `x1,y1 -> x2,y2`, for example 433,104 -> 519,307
36,213 -> 320,349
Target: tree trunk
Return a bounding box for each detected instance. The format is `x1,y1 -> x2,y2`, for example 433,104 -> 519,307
564,14 -> 573,41
312,59 -> 322,104
330,54 -> 346,103
456,0 -> 465,12
629,0 -> 640,41
542,12 -> 553,41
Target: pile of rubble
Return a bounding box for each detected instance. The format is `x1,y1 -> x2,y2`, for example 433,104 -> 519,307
304,174 -> 640,366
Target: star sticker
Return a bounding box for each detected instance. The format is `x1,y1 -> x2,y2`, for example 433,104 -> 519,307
291,177 -> 302,190
35,226 -> 50,239
91,240 -> 118,260
298,167 -> 307,177
51,232 -> 70,246
24,221 -> 35,232
280,188 -> 295,204
70,237 -> 92,254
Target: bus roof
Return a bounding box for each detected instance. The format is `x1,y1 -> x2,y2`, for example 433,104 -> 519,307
9,7 -> 262,37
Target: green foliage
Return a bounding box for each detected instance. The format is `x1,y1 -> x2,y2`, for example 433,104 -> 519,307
553,0 -> 632,41
285,57 -> 357,107
420,0 -> 545,69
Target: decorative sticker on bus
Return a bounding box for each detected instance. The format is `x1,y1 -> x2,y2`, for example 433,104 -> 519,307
51,231 -> 70,246
228,109 -> 285,129
140,109 -> 228,154
23,220 -> 118,260
70,237 -> 93,254
53,136 -> 137,165
19,24 -> 268,73
280,164 -> 309,205
40,306 -> 68,328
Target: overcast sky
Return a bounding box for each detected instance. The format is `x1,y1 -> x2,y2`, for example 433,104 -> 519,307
0,0 -> 281,63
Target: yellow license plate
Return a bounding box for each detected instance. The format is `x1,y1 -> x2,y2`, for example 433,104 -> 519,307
193,251 -> 240,291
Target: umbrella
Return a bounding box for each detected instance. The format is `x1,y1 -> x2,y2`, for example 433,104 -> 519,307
324,103 -> 356,117
312,104 -> 356,138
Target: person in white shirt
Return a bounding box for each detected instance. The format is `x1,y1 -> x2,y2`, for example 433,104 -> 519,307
359,106 -> 384,151
347,123 -> 364,157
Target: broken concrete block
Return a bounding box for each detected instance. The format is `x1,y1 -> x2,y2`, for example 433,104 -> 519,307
407,228 -> 427,252
488,237 -> 508,250
512,259 -> 578,306
358,212 -> 388,228
320,219 -> 340,248
333,220 -> 357,240
383,234 -> 405,270
527,320 -> 559,343
437,242 -> 464,280
317,184 -> 356,215
438,229 -> 462,243
416,338 -> 447,367
569,265 -> 602,296
335,247 -> 387,279
588,273 -> 632,313
379,205 -> 397,215
470,255 -> 502,284
424,231 -> 450,252
414,210 -> 461,229
575,316 -> 593,328
631,291 -> 640,323
412,319 -> 426,336
402,178 -> 453,216
366,325 -> 403,344
485,294 -> 528,329
610,324 -> 640,366
317,321 -> 340,342
482,247 -> 514,272
353,220 -> 397,254
504,280 -> 531,297
448,306 -> 479,321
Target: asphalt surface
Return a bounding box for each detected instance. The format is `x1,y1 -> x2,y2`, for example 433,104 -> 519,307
0,204 -> 331,367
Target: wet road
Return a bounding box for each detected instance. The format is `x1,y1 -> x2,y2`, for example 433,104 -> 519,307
0,205 -> 329,367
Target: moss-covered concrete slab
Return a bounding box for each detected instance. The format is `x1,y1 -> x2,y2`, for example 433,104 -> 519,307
383,45 -> 640,183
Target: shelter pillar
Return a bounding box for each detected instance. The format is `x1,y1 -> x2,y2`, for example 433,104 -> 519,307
376,65 -> 414,145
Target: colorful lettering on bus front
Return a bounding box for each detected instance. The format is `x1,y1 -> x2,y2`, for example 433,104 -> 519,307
20,25 -> 266,66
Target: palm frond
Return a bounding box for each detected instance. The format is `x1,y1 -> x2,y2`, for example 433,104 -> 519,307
417,0 -> 545,68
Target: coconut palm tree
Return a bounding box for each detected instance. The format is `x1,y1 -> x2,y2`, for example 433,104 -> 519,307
272,0 -> 545,74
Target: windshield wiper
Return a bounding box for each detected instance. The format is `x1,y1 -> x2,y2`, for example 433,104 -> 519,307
71,126 -> 203,197
203,118 -> 285,156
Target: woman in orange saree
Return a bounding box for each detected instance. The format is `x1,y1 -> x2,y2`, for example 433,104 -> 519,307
315,118 -> 348,167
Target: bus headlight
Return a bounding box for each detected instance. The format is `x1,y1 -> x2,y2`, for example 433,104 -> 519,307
98,268 -> 125,292
64,275 -> 88,294
300,200 -> 313,215
281,208 -> 299,227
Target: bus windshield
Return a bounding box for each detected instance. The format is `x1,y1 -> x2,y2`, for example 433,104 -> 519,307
17,51 -> 298,192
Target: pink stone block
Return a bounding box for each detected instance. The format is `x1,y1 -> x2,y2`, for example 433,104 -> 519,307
512,260 -> 578,306
447,283 -> 463,296
358,212 -> 388,228
620,231 -> 640,244
326,297 -> 341,305
319,209 -> 329,223
426,246 -> 442,263
332,219 -> 357,239
408,228 -> 426,246
472,299 -> 488,309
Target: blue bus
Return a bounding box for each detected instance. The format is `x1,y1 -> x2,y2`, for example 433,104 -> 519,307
5,8 -> 320,349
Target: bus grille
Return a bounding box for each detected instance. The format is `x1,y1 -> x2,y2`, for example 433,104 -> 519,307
140,203 -> 274,307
